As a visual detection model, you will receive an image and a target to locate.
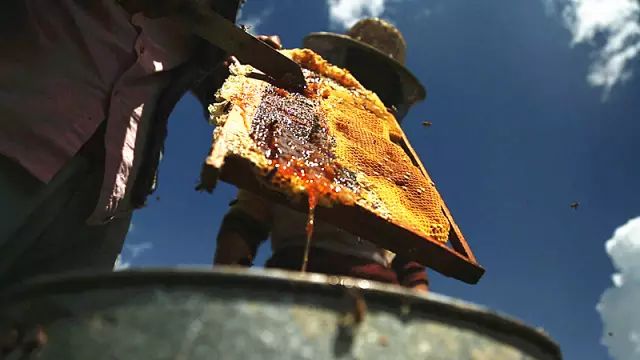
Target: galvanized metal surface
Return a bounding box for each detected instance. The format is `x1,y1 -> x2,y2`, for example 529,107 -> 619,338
0,268 -> 562,360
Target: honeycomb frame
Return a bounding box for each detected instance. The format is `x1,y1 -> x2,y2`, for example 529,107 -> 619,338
200,49 -> 484,284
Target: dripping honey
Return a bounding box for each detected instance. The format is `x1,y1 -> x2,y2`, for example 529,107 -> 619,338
250,76 -> 360,271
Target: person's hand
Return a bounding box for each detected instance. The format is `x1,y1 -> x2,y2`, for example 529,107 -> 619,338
256,35 -> 283,50
411,283 -> 429,293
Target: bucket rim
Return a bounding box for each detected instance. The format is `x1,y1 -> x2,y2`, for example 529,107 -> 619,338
0,267 -> 561,359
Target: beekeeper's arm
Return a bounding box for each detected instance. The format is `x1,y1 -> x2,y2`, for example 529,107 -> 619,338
214,190 -> 273,266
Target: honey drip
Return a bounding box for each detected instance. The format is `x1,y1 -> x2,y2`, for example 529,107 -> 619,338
268,156 -> 351,272
301,190 -> 318,272
250,83 -> 360,272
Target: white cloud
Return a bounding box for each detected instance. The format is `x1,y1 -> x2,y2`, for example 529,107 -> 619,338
237,7 -> 274,35
113,254 -> 130,271
551,0 -> 640,96
326,0 -> 386,30
542,0 -> 559,15
597,216 -> 640,360
325,1 -> 432,30
113,241 -> 154,271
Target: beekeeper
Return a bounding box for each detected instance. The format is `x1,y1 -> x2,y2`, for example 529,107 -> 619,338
0,0 -> 275,287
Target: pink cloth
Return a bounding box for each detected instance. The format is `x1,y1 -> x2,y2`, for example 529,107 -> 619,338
0,0 -> 196,224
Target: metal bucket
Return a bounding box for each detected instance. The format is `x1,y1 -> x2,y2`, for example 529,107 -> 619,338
0,268 -> 561,359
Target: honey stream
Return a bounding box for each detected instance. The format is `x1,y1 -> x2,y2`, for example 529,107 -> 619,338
250,79 -> 359,274
301,190 -> 318,272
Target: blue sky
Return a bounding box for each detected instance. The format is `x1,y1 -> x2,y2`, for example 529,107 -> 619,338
120,1 -> 640,359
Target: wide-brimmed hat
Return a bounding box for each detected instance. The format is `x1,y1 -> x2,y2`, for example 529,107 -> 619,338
303,18 -> 426,120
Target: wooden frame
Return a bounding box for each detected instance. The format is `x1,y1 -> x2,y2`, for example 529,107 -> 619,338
200,62 -> 484,284
202,152 -> 484,284
394,132 -> 479,265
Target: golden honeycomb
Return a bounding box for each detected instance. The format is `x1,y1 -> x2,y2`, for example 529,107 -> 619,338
204,49 -> 451,243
